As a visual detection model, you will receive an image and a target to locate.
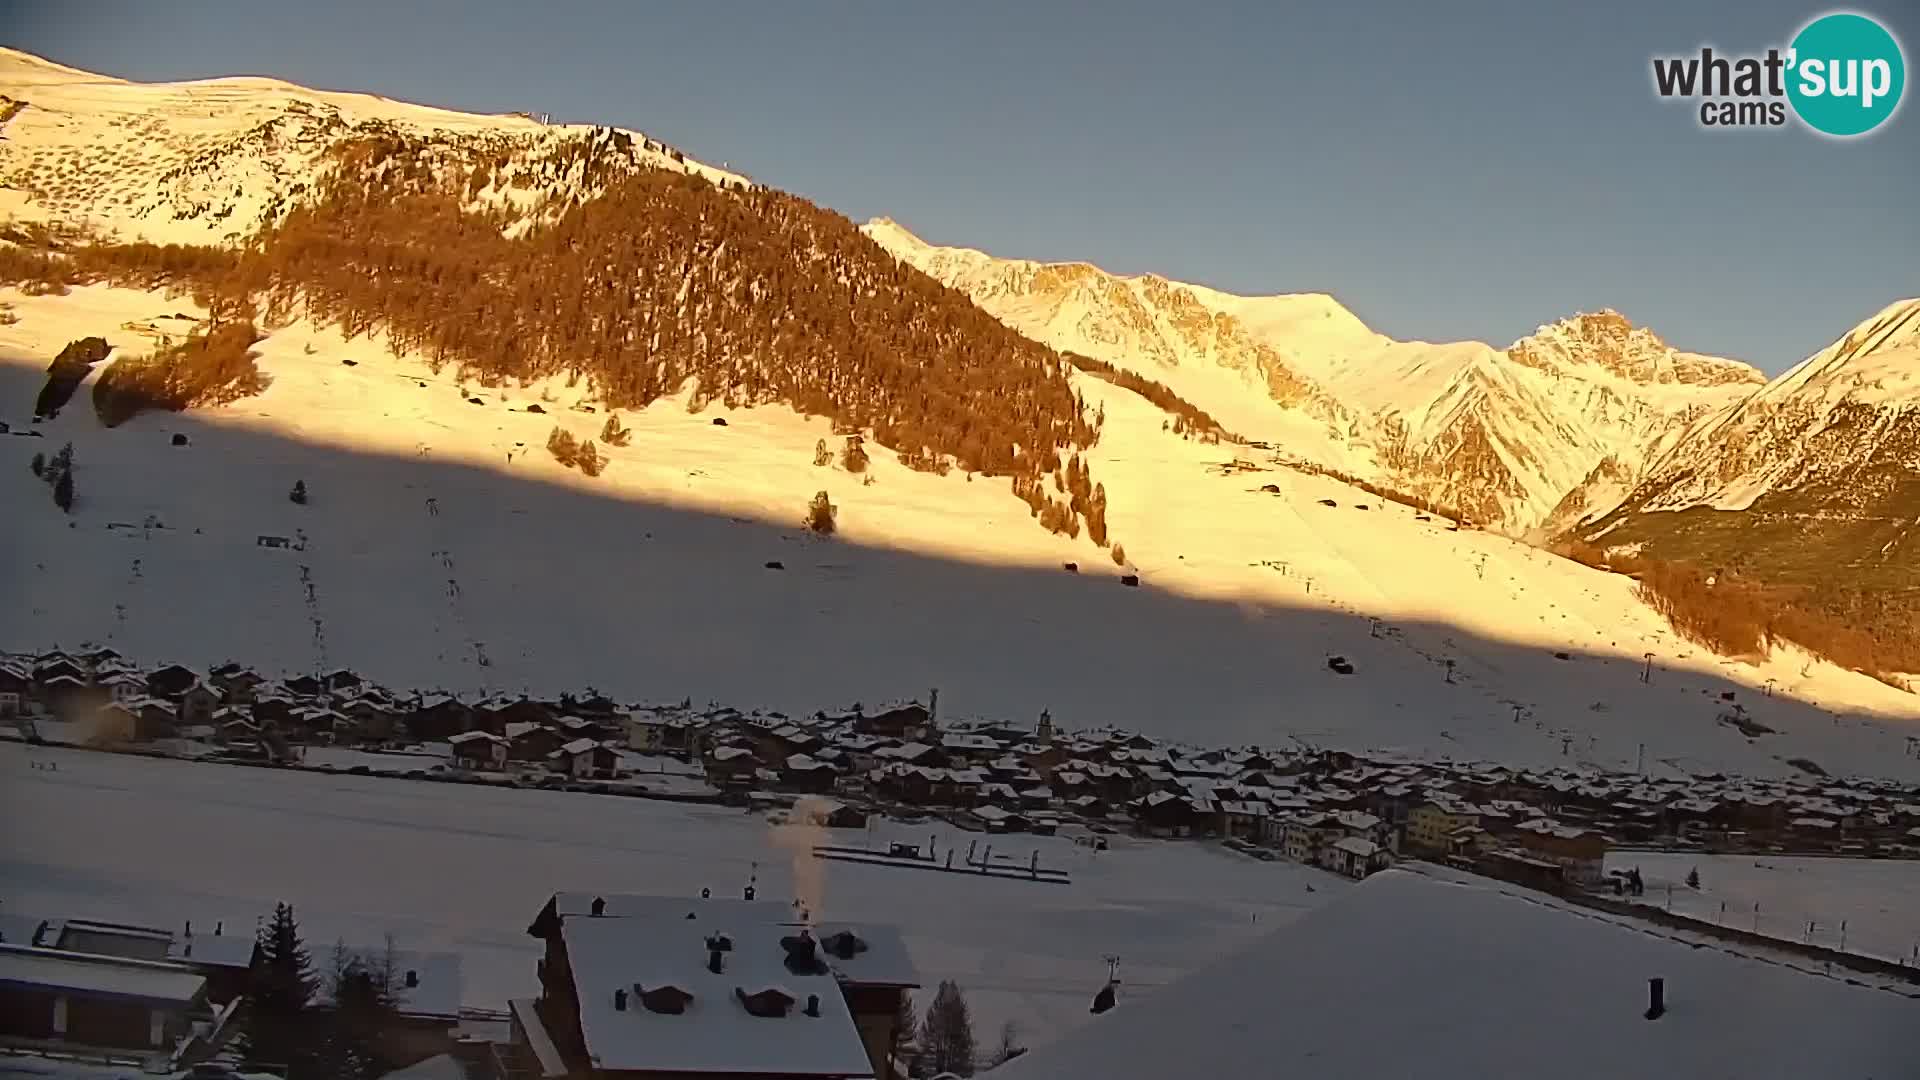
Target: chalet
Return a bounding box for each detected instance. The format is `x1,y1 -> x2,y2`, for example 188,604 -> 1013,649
1323,836 -> 1391,879
339,696 -> 399,743
508,722 -> 565,762
409,695 -> 473,741
321,668 -> 363,694
93,701 -> 137,743
77,647 -> 122,670
972,805 -> 1029,833
518,892 -> 916,1080
144,664 -> 201,701
208,663 -> 266,702
1511,819 -> 1608,884
624,712 -> 670,753
0,661 -> 27,717
939,732 -> 1004,764
1217,800 -> 1268,840
127,697 -> 178,740
37,674 -> 106,720
854,703 -> 932,742
552,738 -> 621,779
448,731 -> 509,770
705,744 -> 759,787
781,753 -> 838,794
32,655 -> 88,689
177,682 -> 219,726
874,741 -> 943,768
0,943 -> 210,1054
98,670 -> 147,704
1134,792 -> 1205,837
283,674 -> 324,698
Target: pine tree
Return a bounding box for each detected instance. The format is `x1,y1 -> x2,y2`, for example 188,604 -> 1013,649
1686,866 -> 1701,889
599,413 -> 630,447
813,438 -> 832,468
917,979 -> 976,1076
241,902 -> 318,1073
289,480 -> 307,505
805,490 -> 837,535
29,451 -> 44,478
841,436 -> 869,474
546,426 -> 579,467
576,439 -> 603,477
52,465 -> 73,513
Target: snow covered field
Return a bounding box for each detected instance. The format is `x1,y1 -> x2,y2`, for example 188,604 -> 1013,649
0,741 -> 1343,1048
5,286 -> 1918,783
1602,850 -> 1920,965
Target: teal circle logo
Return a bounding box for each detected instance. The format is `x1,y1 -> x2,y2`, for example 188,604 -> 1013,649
1786,13 -> 1905,136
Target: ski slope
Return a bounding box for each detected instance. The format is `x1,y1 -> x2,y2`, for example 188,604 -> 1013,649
3,285 -> 1917,779
0,740 -> 1345,1050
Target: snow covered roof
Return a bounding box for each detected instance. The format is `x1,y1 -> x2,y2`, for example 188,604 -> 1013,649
550,893 -> 794,924
560,737 -> 604,756
447,731 -> 504,745
995,870 -> 1917,1080
810,923 -> 918,990
169,932 -> 256,969
0,913 -> 47,947
561,917 -> 873,1077
0,944 -> 206,1006
316,947 -> 463,1020
1331,836 -> 1380,857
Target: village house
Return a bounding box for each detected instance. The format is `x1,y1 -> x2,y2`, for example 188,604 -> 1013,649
1323,836 -> 1391,879
207,663 -> 266,703
143,664 -> 202,701
448,731 -> 509,770
517,892 -> 917,1080
704,744 -> 759,788
0,660 -> 29,717
551,738 -> 621,779
508,721 -> 565,763
1406,798 -> 1482,855
0,943 -> 211,1055
409,695 -> 474,741
1511,819 -> 1609,884
852,702 -> 933,742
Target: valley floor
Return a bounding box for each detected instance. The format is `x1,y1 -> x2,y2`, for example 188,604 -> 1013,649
0,741 -> 1344,1049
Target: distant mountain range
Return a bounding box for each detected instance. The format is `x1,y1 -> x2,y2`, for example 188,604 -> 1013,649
864,218 -> 1775,535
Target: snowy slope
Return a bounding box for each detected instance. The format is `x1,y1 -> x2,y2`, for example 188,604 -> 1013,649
995,867 -> 1920,1080
4,285 -> 1917,782
864,220 -> 1763,534
0,46 -> 748,246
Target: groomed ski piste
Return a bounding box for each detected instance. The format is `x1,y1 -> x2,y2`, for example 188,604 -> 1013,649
4,284 -> 1919,783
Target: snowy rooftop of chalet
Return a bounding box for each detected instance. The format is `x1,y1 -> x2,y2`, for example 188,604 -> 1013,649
0,944 -> 206,1005
995,869 -> 1918,1080
561,917 -> 873,1077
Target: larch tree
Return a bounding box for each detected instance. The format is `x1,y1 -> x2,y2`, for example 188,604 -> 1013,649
917,979 -> 977,1077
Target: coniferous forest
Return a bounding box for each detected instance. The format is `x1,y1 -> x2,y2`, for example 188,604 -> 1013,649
1,135 -> 1120,544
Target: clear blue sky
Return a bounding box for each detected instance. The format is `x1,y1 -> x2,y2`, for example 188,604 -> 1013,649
6,1 -> 1916,372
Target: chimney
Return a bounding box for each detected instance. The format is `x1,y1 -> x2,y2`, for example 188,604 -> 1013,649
1645,977 -> 1665,1020
591,897 -> 606,917
614,988 -> 628,1011
804,994 -> 821,1017
406,969 -> 419,989
708,947 -> 725,974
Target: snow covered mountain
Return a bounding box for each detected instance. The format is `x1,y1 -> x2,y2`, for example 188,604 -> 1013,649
3,50 -> 1916,781
864,219 -> 1764,533
1572,299 -> 1920,591
0,46 -> 748,247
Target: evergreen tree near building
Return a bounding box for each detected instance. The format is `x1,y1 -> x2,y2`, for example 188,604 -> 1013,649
317,937 -> 401,1080
917,979 -> 977,1077
240,902 -> 318,1074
